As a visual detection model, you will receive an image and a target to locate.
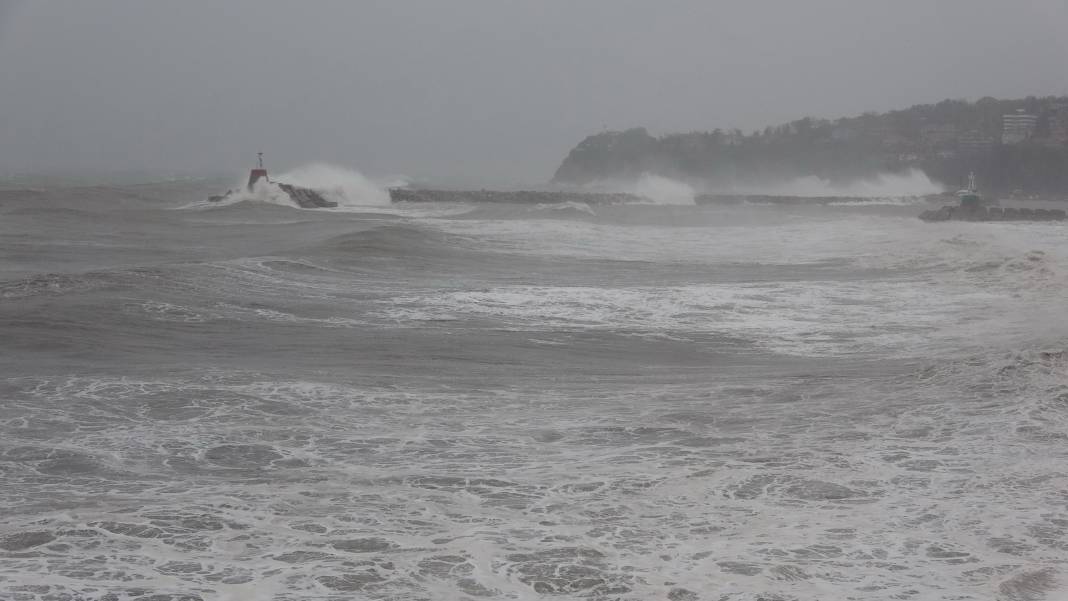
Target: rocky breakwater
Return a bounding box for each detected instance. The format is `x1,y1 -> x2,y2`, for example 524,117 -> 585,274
919,205 -> 1066,222
274,183 -> 337,209
208,182 -> 337,209
389,188 -> 642,205
695,194 -> 938,206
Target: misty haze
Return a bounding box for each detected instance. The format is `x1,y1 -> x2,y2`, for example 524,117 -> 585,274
3,2 -> 1068,600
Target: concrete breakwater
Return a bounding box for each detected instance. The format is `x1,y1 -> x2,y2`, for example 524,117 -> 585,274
207,183 -> 337,209
274,183 -> 337,209
693,194 -> 936,205
388,188 -> 642,204
388,189 -> 938,206
919,205 -> 1067,222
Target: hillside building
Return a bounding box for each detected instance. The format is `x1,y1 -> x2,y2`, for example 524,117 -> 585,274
1002,110 -> 1038,144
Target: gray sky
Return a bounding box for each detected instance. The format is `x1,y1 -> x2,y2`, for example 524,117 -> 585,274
1,0 -> 1067,185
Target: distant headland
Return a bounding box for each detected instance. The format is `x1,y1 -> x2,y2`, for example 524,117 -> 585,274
553,96 -> 1068,197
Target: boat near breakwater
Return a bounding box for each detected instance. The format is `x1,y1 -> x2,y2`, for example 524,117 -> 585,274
919,172 -> 1065,222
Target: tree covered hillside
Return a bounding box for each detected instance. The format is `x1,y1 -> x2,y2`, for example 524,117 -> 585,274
554,96 -> 1068,196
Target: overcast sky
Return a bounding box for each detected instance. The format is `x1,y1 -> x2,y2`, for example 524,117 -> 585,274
1,0 -> 1067,185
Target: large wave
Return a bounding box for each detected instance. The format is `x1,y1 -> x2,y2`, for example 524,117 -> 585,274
582,173 -> 696,205
203,164 -> 398,209
271,164 -> 394,207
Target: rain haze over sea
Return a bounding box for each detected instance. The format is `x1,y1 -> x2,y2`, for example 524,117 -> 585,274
4,2 -> 1068,600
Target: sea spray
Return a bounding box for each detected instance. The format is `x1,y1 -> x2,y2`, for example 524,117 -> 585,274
209,163 -> 395,209
272,163 -> 392,207
201,178 -> 297,208
583,173 -> 697,205
632,173 -> 696,205
723,168 -> 943,198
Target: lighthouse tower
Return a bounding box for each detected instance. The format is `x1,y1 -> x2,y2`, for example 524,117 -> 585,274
246,152 -> 269,191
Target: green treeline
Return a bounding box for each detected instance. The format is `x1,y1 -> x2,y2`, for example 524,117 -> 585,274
553,96 -> 1068,196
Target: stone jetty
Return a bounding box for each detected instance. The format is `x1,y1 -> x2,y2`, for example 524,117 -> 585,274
919,205 -> 1066,222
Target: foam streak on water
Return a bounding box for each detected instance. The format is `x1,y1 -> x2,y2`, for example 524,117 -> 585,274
2,184 -> 1068,600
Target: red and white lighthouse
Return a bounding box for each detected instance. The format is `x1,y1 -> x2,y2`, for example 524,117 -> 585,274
246,152 -> 269,191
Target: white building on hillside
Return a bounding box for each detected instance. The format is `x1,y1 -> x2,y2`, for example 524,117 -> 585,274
1002,109 -> 1038,144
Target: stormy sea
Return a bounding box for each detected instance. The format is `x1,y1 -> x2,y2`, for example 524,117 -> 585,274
2,175 -> 1068,601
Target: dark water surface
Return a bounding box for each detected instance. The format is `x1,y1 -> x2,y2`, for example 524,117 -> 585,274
2,183 -> 1068,600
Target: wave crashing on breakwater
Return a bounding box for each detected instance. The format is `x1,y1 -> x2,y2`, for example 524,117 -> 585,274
389,187 -> 940,206
389,188 -> 643,205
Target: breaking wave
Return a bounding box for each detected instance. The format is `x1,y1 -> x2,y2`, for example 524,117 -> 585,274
188,164 -> 396,210
271,163 -> 392,207
582,173 -> 696,205
723,169 -> 944,198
